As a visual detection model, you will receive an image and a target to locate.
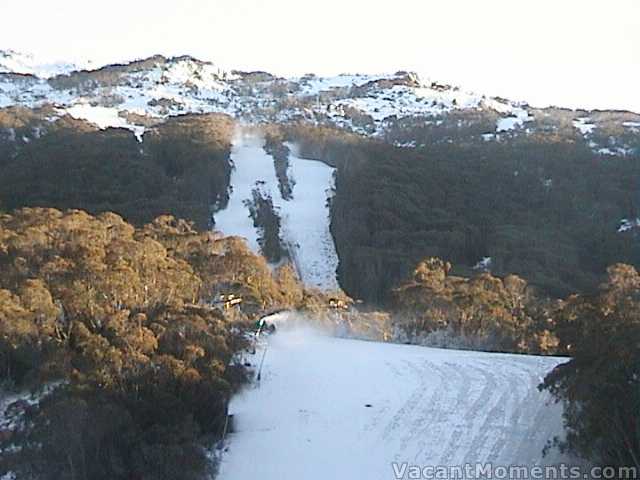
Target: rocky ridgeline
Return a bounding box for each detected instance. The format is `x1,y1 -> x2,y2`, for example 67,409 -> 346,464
0,50 -> 638,154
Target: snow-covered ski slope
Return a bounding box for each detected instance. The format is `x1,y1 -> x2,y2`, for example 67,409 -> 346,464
219,327 -> 573,480
213,130 -> 339,290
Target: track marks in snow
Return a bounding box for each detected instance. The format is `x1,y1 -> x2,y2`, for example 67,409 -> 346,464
219,330 -> 575,480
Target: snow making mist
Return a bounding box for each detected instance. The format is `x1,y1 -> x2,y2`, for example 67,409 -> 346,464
262,311 -> 334,349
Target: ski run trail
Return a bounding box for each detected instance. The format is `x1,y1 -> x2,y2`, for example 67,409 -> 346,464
218,324 -> 575,480
212,129 -> 339,290
214,128 -> 576,479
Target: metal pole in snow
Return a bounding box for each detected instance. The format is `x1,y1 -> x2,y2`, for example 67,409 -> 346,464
221,407 -> 230,442
217,396 -> 231,451
257,345 -> 268,382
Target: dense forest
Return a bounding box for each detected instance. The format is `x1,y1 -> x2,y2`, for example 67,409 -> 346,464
3,111 -> 640,305
0,208 -> 324,479
281,123 -> 640,303
0,109 -> 234,229
1,106 -> 639,475
391,257 -> 559,354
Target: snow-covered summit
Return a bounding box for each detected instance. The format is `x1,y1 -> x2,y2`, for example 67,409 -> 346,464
0,51 -> 638,154
0,49 -> 94,78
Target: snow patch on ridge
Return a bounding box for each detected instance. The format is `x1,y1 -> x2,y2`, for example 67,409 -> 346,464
496,108 -> 534,132
0,49 -> 93,78
0,51 -> 636,156
624,121 -> 640,133
573,118 -> 596,135
66,104 -> 145,141
618,218 -> 640,232
295,73 -> 394,96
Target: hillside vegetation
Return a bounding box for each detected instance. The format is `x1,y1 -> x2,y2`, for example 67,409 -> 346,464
0,110 -> 234,228
391,257 -> 559,354
280,123 -> 640,302
0,84 -> 638,476
0,208 -> 311,479
541,264 -> 640,470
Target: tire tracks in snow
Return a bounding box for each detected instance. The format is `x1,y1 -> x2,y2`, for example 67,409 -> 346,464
381,359 -> 435,442
466,359 -> 550,465
381,359 -> 448,464
402,361 -> 454,463
436,363 -> 493,466
378,354 -> 563,467
411,361 -> 468,464
436,359 -> 537,466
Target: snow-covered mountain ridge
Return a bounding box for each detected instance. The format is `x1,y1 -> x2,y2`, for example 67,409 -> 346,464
1,50 -> 638,155
0,49 -> 94,79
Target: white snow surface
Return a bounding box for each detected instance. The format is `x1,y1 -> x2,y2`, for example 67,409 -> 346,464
618,218 -> 640,233
281,143 -> 339,290
0,383 -> 61,433
212,132 -> 269,253
0,53 -> 539,138
324,83 -> 533,136
473,256 -> 492,271
0,51 -> 636,154
0,383 -> 62,480
213,130 -> 339,290
295,73 -> 394,96
219,326 -> 574,480
496,108 -> 534,132
65,104 -> 145,141
0,50 -> 92,78
597,146 -> 634,157
573,118 -> 596,135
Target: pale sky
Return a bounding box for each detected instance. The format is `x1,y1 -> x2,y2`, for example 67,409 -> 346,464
1,0 -> 639,111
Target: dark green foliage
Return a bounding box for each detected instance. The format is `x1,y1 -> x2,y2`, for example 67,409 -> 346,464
263,127 -> 295,200
287,125 -> 640,302
245,188 -> 286,263
541,264 -> 640,468
0,111 -> 234,229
